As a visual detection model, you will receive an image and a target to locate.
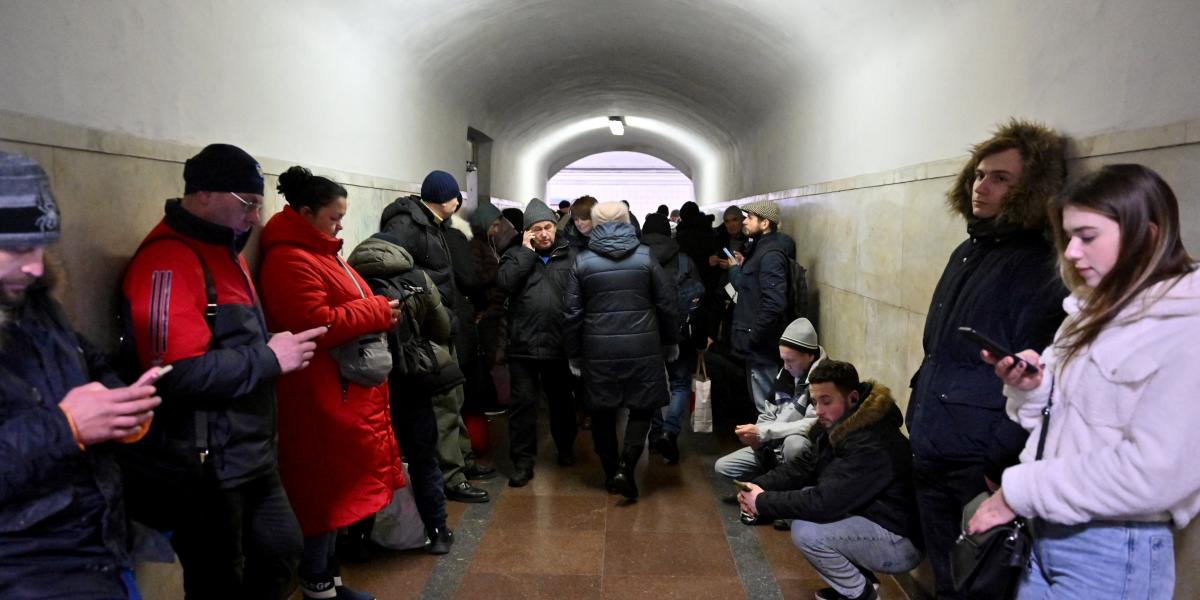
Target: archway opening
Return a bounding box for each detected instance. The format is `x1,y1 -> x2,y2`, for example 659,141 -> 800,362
546,151 -> 695,222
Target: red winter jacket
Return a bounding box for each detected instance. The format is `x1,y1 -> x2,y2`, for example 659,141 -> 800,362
258,206 -> 404,535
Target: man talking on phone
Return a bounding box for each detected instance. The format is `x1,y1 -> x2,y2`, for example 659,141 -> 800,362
122,144 -> 324,599
495,200 -> 578,487
0,152 -> 161,599
906,121 -> 1068,598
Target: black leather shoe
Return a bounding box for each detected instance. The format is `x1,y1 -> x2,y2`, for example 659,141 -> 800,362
464,463 -> 497,480
425,526 -> 454,555
508,465 -> 534,487
612,462 -> 638,500
445,481 -> 489,503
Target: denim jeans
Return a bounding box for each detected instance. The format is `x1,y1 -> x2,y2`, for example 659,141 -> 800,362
1017,520 -> 1174,600
652,351 -> 696,436
714,435 -> 811,479
791,515 -> 923,597
747,362 -> 776,415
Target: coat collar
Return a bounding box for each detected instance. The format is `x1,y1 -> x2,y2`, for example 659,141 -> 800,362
824,381 -> 899,447
259,204 -> 343,256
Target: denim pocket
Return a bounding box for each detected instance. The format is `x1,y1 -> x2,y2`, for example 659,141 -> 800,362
1147,534 -> 1175,599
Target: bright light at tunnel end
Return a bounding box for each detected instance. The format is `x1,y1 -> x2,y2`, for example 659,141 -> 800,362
608,116 -> 625,136
517,115 -> 724,206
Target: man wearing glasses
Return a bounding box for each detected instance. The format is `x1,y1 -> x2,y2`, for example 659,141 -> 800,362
122,144 -> 324,599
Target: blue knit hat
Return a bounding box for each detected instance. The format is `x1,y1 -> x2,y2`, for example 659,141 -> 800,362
421,170 -> 462,204
0,152 -> 60,247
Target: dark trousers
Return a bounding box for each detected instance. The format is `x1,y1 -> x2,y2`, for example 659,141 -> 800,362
298,531 -> 338,583
912,459 -> 990,600
590,406 -> 654,476
170,469 -> 303,600
508,358 -> 578,468
391,392 -> 448,530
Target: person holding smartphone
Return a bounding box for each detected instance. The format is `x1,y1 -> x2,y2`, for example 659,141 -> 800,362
0,152 -> 161,599
968,165 -> 1200,599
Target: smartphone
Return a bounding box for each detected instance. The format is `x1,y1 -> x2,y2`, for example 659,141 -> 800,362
134,364 -> 174,387
957,327 -> 1038,375
733,480 -> 752,492
722,247 -> 736,260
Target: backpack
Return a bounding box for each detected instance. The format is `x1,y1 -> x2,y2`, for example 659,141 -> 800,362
382,279 -> 439,378
786,258 -> 809,321
674,254 -> 706,336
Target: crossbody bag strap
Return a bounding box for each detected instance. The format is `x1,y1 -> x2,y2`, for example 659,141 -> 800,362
336,256 -> 368,300
1034,376 -> 1055,461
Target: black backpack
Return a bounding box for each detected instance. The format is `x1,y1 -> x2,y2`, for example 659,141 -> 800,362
674,254 -> 706,336
385,279 -> 438,378
786,258 -> 809,321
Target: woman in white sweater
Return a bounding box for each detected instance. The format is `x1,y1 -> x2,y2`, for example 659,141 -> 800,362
968,164 -> 1200,599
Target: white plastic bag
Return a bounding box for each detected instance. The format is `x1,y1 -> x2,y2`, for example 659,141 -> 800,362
691,354 -> 713,433
369,462 -> 428,550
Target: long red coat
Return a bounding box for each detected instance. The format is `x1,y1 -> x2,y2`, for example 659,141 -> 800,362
258,205 -> 404,536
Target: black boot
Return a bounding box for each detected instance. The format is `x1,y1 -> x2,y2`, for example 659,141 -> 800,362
425,526 -> 454,555
655,432 -> 680,465
611,461 -> 638,500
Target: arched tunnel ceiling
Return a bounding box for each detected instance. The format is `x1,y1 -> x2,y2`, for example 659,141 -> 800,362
400,0 -> 803,168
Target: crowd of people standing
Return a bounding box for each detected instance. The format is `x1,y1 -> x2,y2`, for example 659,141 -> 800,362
3,115 -> 1200,600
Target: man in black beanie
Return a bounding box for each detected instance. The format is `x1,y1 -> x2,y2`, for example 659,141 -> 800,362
122,143 -> 325,599
379,170 -> 493,503
0,152 -> 162,599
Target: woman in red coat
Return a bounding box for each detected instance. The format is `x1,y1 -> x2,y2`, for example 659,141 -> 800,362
258,166 -> 403,600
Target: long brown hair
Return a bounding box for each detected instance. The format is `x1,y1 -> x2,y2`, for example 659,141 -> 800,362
1049,164 -> 1195,364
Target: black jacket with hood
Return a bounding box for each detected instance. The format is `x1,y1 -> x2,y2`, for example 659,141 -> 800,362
564,221 -> 678,410
731,230 -> 797,365
379,196 -> 460,330
907,120 -> 1068,477
642,230 -> 706,349
752,382 -> 922,547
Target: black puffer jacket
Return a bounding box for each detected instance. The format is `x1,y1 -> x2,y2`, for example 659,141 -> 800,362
496,237 -> 575,360
0,288 -> 131,599
753,382 -> 922,547
565,222 -> 678,410
731,231 -> 797,365
379,196 -> 459,321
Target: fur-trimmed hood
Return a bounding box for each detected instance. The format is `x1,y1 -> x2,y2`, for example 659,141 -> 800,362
947,119 -> 1066,232
824,381 -> 902,447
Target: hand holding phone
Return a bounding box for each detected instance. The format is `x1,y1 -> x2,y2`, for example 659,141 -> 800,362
134,364 -> 173,387
957,327 -> 1039,376
733,480 -> 752,492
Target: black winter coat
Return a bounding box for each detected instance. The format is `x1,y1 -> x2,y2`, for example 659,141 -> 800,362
496,237 -> 575,360
752,382 -> 922,547
643,232 -> 706,349
0,289 -> 131,598
565,222 -> 678,410
379,196 -> 460,319
731,231 -> 797,365
907,223 -> 1066,475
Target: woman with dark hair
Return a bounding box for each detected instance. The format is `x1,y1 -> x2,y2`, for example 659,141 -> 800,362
259,166 -> 404,600
969,164 -> 1200,598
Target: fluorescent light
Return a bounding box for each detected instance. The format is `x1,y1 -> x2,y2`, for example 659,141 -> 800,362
608,116 -> 625,136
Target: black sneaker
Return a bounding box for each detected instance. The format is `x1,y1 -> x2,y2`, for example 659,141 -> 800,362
425,526 -> 454,555
508,465 -> 534,487
814,584 -> 878,600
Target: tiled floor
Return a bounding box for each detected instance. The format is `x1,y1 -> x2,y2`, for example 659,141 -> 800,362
334,413 -> 912,600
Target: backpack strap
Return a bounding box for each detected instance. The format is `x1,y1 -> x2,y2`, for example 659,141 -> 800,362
128,237 -> 217,462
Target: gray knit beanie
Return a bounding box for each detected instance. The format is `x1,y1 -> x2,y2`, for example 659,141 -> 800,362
779,318 -> 819,352
0,152 -> 60,247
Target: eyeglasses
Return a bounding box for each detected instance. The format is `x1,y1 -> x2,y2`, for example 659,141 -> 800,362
230,192 -> 263,213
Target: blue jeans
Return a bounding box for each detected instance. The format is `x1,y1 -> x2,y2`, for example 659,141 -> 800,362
747,362 -> 776,415
1017,520 -> 1174,600
652,351 -> 696,435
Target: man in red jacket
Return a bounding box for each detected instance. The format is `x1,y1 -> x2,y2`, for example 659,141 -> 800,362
122,144 -> 325,600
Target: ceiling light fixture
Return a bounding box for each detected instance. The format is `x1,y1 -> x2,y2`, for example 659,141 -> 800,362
608,116 -> 625,136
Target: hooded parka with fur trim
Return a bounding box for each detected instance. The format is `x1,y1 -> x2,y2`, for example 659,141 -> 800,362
907,120 -> 1069,476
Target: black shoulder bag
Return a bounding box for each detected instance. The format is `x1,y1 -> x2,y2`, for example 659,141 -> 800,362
951,378 -> 1054,598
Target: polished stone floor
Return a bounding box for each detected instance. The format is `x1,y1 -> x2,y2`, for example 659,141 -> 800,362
335,413 -> 911,600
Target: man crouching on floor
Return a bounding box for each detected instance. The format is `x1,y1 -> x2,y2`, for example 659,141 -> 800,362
737,360 -> 923,600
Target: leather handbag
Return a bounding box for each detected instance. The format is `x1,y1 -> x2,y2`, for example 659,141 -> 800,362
951,379 -> 1055,598
329,257 -> 392,386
